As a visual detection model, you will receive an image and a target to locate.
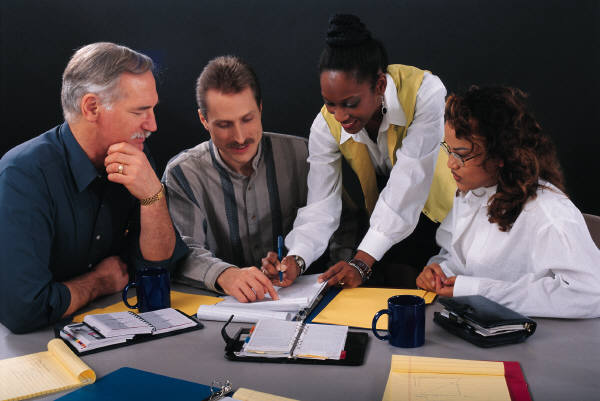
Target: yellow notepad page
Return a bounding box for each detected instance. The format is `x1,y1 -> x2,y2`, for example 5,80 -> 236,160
233,387 -> 299,401
312,288 -> 436,330
0,338 -> 95,401
72,290 -> 223,322
382,355 -> 510,401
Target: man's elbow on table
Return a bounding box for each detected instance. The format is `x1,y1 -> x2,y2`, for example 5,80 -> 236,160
0,283 -> 70,334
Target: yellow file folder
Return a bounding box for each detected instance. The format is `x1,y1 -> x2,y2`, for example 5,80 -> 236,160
382,355 -> 511,401
72,290 -> 223,323
312,288 -> 436,330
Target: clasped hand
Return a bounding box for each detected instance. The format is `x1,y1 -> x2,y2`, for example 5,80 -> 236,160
416,263 -> 455,296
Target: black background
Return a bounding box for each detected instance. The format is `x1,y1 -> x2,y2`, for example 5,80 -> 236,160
1,0 -> 598,214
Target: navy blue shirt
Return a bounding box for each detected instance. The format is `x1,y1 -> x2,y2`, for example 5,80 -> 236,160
0,123 -> 187,333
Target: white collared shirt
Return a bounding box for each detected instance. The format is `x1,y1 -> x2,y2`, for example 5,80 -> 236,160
429,182 -> 600,318
286,72 -> 447,266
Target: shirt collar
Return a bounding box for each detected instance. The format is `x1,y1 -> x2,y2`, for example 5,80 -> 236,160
339,73 -> 407,145
61,122 -> 101,192
209,136 -> 263,178
458,185 -> 498,207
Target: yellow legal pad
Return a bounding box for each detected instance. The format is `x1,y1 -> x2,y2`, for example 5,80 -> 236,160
233,387 -> 299,401
382,355 -> 511,401
72,290 -> 223,323
312,288 -> 436,330
0,339 -> 95,401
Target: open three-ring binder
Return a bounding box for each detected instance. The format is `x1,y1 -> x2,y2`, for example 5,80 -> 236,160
221,316 -> 369,366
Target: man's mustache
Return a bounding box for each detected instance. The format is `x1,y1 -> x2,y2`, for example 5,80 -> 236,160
226,139 -> 254,149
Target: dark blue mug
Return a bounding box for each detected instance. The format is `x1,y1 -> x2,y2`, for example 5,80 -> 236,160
122,267 -> 171,312
372,295 -> 425,348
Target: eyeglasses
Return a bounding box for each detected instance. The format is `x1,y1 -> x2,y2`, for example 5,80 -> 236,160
440,141 -> 481,167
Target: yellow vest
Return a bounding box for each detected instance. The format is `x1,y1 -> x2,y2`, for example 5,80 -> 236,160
320,64 -> 455,223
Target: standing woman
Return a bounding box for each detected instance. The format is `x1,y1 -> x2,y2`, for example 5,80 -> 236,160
262,14 -> 455,288
417,86 -> 600,318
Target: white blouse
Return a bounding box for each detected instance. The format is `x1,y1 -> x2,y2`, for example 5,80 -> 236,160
429,182 -> 600,318
286,72 -> 447,266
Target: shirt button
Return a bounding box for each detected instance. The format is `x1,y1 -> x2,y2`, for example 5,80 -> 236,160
96,235 -> 101,240
88,263 -> 92,268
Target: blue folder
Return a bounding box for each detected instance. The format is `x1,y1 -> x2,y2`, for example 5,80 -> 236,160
57,367 -> 217,400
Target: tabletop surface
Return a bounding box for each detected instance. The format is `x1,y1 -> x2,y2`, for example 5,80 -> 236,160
1,286 -> 599,401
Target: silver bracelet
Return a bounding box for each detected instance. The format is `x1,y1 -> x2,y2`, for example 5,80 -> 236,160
347,258 -> 372,283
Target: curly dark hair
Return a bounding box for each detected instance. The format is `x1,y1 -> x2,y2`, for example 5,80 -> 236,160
445,85 -> 566,231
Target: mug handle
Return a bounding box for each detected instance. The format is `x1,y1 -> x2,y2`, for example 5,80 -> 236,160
122,282 -> 138,309
372,309 -> 390,341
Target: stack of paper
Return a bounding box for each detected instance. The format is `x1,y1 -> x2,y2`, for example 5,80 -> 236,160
197,274 -> 326,323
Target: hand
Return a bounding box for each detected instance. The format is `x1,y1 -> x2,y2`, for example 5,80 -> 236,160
62,255 -> 129,317
416,263 -> 448,292
216,266 -> 279,302
104,142 -> 162,200
318,260 -> 362,288
260,252 -> 299,287
91,256 -> 129,296
435,275 -> 456,297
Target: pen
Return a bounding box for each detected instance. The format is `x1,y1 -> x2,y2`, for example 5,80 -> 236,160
277,235 -> 284,283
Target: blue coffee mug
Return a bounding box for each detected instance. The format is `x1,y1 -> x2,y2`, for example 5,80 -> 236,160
123,267 -> 171,312
372,295 -> 425,348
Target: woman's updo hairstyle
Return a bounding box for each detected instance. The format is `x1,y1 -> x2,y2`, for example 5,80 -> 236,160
319,14 -> 388,88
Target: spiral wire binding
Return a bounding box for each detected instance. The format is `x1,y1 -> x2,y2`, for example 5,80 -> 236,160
127,311 -> 157,332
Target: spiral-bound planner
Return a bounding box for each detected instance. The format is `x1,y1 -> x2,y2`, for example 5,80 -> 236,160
238,319 -> 348,360
57,308 -> 202,354
222,317 -> 369,365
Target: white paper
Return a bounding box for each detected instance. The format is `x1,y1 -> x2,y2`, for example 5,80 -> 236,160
196,305 -> 293,323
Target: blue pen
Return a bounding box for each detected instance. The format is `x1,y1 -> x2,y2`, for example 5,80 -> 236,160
277,235 -> 284,283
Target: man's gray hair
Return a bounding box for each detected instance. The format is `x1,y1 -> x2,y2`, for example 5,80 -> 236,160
61,42 -> 154,122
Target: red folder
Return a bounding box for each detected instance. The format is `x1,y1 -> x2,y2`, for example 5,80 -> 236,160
503,361 -> 532,401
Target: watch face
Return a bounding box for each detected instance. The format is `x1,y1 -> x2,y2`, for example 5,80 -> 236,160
294,256 -> 305,272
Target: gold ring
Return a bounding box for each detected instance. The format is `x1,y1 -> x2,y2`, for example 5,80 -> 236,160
118,164 -> 124,174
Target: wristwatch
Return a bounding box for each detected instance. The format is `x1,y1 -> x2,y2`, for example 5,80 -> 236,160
293,255 -> 307,275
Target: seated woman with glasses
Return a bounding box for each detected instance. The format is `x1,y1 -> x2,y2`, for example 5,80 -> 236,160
416,85 -> 600,318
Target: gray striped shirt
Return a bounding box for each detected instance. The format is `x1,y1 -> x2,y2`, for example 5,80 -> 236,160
163,133 -> 310,293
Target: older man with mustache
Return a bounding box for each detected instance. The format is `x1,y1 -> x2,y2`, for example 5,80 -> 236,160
0,42 -> 187,333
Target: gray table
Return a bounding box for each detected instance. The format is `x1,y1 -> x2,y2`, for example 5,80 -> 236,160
2,287 -> 599,401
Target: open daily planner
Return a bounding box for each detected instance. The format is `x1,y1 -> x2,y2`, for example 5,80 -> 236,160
0,338 -> 95,401
237,319 -> 348,360
197,274 -> 327,323
60,308 -> 199,354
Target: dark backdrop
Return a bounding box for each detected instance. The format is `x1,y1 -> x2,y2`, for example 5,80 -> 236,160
1,0 -> 598,214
